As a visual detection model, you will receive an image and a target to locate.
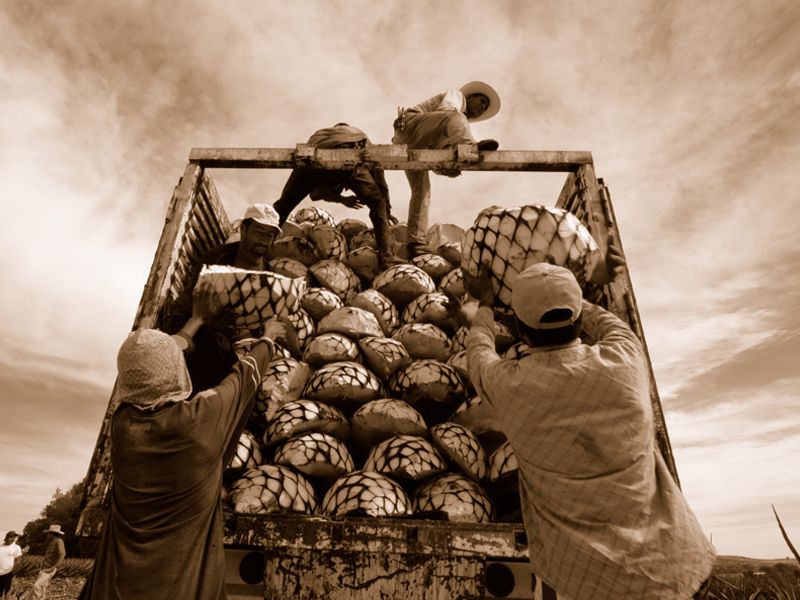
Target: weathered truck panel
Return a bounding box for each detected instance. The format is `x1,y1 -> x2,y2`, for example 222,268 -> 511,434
78,145 -> 677,599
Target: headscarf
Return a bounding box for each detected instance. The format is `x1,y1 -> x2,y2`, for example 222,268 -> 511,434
114,329 -> 192,411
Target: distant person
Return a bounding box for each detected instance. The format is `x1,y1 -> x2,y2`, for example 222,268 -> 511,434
23,525 -> 64,600
0,531 -> 26,598
463,261 -> 715,599
393,81 -> 500,257
165,203 -> 282,392
80,280 -> 292,599
273,123 -> 405,269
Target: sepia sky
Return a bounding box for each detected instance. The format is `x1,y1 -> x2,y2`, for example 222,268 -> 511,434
1,1 -> 798,559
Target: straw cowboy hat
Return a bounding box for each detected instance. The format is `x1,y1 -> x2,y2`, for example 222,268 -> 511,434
460,81 -> 501,122
45,524 -> 65,536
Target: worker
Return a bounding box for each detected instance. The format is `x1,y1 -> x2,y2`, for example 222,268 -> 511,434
273,123 -> 405,269
463,262 -> 715,599
165,203 -> 282,392
23,524 -> 65,599
79,280 -> 291,600
393,81 -> 501,257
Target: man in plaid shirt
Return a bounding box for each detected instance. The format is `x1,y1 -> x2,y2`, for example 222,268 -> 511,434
465,261 -> 715,599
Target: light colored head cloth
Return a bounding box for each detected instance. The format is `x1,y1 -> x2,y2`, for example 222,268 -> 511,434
114,329 -> 192,410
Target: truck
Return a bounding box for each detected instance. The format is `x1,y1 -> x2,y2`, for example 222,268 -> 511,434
77,144 -> 679,599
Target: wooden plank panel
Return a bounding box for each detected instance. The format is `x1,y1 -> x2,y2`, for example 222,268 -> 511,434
189,147 -> 593,172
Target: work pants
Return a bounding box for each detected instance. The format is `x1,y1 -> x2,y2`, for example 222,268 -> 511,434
392,110 -> 473,247
274,168 -> 393,256
25,568 -> 56,599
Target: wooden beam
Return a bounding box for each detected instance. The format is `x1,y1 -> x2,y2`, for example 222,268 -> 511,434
188,146 -> 593,172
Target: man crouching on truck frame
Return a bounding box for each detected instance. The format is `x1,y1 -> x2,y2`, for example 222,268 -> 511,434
165,203 -> 282,393
463,261 -> 715,600
79,280 -> 292,600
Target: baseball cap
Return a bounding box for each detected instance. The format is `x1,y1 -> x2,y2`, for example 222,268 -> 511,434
4,531 -> 19,540
511,263 -> 582,330
242,203 -> 281,233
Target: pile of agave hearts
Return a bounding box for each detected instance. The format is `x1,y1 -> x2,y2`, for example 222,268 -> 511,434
220,204 -> 598,523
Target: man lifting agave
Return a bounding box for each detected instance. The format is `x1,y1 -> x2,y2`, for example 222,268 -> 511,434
463,262 -> 715,599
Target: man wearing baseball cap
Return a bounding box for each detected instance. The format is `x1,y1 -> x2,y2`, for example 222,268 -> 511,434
23,525 -> 65,599
165,203 -> 283,392
464,263 -> 715,599
392,81 -> 501,257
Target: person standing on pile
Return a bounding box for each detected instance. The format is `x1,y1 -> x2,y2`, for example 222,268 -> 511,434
165,203 -> 283,392
393,81 -> 501,257
273,123 -> 405,269
80,280 -> 293,600
22,525 -> 65,600
463,262 -> 715,600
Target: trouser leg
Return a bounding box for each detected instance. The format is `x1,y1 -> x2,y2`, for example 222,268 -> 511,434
273,169 -> 321,225
347,167 -> 394,258
404,169 -> 431,246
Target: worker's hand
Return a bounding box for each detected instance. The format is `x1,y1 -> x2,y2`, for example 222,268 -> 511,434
434,168 -> 462,178
587,232 -> 626,285
337,194 -> 365,210
388,213 -> 399,225
440,291 -> 470,331
191,279 -> 224,322
262,318 -> 300,357
462,264 -> 494,307
604,233 -> 626,276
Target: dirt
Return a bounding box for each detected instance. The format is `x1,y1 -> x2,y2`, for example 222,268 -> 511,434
7,575 -> 86,600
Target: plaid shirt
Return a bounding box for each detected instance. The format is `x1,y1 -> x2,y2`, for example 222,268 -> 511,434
467,303 -> 715,599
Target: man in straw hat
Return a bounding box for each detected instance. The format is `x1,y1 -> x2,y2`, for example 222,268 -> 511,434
393,81 -> 501,258
166,203 -> 283,392
79,280 -> 291,600
273,123 -> 405,269
22,525 -> 64,599
463,263 -> 715,599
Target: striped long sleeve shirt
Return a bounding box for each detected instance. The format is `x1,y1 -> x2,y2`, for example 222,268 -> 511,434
467,302 -> 715,600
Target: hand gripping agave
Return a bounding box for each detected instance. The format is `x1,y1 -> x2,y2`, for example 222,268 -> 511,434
461,204 -> 600,312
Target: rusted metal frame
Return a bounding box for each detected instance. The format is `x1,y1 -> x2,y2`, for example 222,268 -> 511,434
224,514 -> 527,558
188,146 -> 593,172
78,163 -> 204,538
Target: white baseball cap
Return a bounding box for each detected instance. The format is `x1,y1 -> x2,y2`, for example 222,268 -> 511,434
242,203 -> 281,233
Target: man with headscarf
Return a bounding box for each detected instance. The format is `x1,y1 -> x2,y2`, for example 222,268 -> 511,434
273,123 -> 405,269
463,262 -> 715,599
80,280 -> 290,600
393,81 -> 501,257
165,203 -> 283,392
